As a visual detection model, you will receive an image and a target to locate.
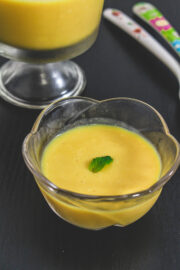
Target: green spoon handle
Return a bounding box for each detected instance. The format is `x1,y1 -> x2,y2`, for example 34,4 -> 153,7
133,2 -> 180,57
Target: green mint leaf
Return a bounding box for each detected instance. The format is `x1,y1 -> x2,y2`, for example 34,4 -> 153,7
88,156 -> 113,173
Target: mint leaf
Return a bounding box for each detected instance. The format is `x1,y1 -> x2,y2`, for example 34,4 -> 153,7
88,156 -> 113,173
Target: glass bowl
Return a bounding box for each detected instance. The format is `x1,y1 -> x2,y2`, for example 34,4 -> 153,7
22,97 -> 180,230
0,0 -> 104,109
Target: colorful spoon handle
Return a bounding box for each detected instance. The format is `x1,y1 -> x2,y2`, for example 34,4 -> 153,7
133,2 -> 180,57
103,8 -> 180,80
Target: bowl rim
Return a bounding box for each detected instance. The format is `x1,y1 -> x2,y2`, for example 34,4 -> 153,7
22,96 -> 180,200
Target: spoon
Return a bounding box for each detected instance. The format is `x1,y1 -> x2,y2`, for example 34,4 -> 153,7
103,8 -> 180,98
133,2 -> 180,57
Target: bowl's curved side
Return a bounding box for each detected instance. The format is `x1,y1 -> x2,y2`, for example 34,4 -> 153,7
36,178 -> 162,230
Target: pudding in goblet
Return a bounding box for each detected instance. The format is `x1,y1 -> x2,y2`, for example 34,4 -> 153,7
0,0 -> 104,109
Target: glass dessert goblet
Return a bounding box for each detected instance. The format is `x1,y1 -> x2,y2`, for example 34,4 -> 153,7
0,0 -> 104,109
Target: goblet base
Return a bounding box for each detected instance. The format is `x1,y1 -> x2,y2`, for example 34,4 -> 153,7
0,60 -> 86,109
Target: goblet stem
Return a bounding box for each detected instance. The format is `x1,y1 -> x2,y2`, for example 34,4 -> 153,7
0,60 -> 86,109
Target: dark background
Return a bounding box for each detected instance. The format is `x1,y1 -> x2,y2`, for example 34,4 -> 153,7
0,0 -> 179,269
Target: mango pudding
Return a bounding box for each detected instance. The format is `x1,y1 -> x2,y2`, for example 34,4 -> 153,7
41,125 -> 161,195
0,0 -> 104,50
40,124 -> 162,229
23,97 -> 180,230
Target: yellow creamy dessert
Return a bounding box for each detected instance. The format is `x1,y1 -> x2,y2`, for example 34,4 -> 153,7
42,125 -> 161,195
0,0 -> 104,49
40,124 -> 162,229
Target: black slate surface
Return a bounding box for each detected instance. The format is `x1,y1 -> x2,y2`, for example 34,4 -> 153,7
0,0 -> 180,269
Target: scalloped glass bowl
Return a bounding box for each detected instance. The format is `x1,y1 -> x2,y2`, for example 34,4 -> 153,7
22,97 -> 180,230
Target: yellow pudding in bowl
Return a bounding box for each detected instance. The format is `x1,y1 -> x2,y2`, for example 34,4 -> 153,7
22,97 -> 180,230
41,125 -> 161,196
39,124 -> 162,229
0,0 -> 104,50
